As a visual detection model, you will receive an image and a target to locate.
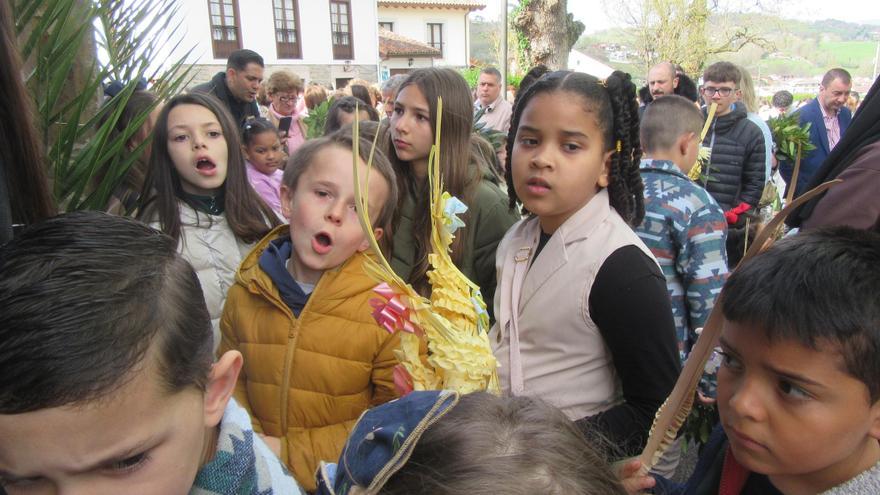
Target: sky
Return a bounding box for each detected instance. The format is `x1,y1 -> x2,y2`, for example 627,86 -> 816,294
473,0 -> 880,34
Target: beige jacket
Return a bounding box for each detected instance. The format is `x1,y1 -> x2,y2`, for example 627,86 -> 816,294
490,189 -> 655,420
153,203 -> 253,349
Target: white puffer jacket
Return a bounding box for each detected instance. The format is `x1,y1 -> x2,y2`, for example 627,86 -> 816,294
153,203 -> 253,349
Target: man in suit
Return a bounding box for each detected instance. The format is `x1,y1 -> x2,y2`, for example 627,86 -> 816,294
781,68 -> 853,197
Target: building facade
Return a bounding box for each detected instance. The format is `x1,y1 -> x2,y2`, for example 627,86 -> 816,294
179,0 -> 485,87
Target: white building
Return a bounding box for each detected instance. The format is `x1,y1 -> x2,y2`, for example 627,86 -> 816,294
376,0 -> 485,76
567,49 -> 614,78
178,0 -> 485,88
181,0 -> 380,88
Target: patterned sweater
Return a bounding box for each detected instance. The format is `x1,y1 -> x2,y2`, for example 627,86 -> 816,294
191,398 -> 303,495
635,159 -> 729,359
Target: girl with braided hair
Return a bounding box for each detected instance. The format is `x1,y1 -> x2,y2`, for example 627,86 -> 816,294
491,70 -> 681,458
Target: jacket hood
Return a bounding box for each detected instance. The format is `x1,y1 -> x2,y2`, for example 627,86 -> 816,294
237,224 -> 378,301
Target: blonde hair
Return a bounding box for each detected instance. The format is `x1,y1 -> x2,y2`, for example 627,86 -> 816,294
304,83 -> 328,110
737,65 -> 758,113
265,70 -> 303,95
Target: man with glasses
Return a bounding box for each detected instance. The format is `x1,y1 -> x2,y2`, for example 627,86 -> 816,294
781,68 -> 853,197
699,62 -> 766,222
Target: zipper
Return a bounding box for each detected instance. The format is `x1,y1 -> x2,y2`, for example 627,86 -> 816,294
277,272 -> 328,442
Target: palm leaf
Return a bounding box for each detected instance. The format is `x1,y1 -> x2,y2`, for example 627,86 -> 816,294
14,0 -> 195,212
637,179 -> 841,472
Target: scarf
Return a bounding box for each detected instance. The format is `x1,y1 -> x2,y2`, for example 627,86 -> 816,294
180,189 -> 225,216
191,398 -> 303,495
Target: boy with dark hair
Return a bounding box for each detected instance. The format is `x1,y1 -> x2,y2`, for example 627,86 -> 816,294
699,61 -> 766,219
637,95 -> 729,364
0,212 -> 301,494
623,226 -> 880,493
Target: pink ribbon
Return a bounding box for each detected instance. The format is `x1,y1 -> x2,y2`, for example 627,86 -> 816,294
370,283 -> 420,335
393,364 -> 414,396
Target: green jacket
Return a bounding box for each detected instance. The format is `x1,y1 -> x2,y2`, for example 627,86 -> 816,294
391,177 -> 519,320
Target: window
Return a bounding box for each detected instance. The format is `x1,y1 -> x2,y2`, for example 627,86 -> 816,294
379,21 -> 393,32
329,0 -> 353,60
427,23 -> 443,57
273,0 -> 301,59
208,0 -> 241,59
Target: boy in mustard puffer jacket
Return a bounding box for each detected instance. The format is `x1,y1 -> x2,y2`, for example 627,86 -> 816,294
219,132 -> 400,491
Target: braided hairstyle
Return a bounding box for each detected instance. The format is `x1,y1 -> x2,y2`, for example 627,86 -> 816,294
504,70 -> 645,226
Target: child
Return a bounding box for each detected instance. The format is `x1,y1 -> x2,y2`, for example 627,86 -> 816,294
219,132 -> 402,491
491,70 -> 681,457
386,67 -> 519,313
0,212 -> 301,494
622,226 -> 880,494
242,118 -> 285,218
636,95 -> 729,363
137,92 -> 279,347
324,96 -> 379,135
316,391 -> 627,494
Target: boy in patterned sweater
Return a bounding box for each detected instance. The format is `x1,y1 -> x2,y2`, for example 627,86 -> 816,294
636,95 -> 729,364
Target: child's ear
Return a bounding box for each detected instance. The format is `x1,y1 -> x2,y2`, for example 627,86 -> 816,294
358,227 -> 382,252
598,149 -> 613,188
203,350 -> 243,428
679,132 -> 695,156
280,185 -> 294,222
240,144 -> 248,157
868,399 -> 880,441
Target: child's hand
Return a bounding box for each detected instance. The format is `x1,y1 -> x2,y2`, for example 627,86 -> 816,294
258,433 -> 283,457
617,459 -> 656,494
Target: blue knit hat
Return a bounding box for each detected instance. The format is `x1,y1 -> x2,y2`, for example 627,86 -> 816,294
315,390 -> 459,495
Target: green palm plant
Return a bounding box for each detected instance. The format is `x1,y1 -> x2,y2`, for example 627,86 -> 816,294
14,0 -> 194,211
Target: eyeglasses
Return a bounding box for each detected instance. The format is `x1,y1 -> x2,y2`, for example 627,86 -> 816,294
702,86 -> 736,97
275,94 -> 297,103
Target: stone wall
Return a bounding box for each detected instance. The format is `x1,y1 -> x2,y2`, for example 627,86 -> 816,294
185,64 -> 379,90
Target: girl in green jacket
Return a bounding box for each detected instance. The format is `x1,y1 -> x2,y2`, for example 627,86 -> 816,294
385,68 -> 519,316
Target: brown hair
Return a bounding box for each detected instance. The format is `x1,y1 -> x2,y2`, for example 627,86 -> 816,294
385,67 -> 483,295
0,212 -> 214,413
0,0 -> 55,231
284,131 -> 398,255
640,94 -> 703,153
137,92 -> 279,242
822,67 -> 852,87
266,70 -> 303,95
702,61 -> 741,86
380,393 -> 627,495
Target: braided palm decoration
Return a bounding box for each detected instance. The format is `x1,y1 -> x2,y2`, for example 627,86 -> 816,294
637,179 -> 840,472
351,101 -> 499,395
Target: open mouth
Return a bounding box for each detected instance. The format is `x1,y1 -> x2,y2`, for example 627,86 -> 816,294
312,232 -> 333,254
196,157 -> 217,175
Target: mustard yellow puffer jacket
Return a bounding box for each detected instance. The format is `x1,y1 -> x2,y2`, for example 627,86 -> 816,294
219,226 -> 401,491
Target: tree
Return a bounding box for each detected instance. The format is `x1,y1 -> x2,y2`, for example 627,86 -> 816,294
611,0 -> 773,75
14,0 -> 193,211
511,0 -> 585,71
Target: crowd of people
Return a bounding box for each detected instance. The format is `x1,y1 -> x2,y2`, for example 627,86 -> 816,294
1,33 -> 879,495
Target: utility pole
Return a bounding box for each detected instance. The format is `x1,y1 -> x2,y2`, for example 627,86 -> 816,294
873,32 -> 879,82
501,0 -> 508,101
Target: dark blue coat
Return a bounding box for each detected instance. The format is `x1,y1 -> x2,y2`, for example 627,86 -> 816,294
781,98 -> 852,197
